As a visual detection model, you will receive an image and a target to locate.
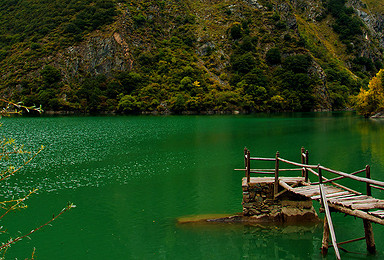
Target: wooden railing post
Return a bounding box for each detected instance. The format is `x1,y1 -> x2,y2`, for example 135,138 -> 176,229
318,165 -> 322,184
301,147 -> 305,177
305,150 -> 309,182
366,165 -> 371,196
364,164 -> 376,254
274,151 -> 280,198
246,150 -> 251,184
244,147 -> 247,168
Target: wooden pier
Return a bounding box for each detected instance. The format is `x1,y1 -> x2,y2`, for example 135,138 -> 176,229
237,147 -> 384,259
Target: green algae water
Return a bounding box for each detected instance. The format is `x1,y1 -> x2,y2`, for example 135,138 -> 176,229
1,112 -> 384,259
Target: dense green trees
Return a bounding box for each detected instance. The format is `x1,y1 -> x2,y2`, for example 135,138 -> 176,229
0,0 -> 117,50
327,0 -> 362,41
0,0 -> 382,114
266,48 -> 281,65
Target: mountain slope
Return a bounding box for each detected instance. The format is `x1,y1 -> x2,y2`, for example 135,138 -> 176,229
0,0 -> 383,113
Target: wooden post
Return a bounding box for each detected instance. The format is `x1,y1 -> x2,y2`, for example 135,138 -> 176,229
244,147 -> 248,181
301,147 -> 305,177
274,151 -> 280,198
364,164 -> 376,254
366,165 -> 371,196
319,164 -> 328,256
305,150 -> 309,182
318,166 -> 322,184
246,150 -> 251,184
321,215 -> 330,256
319,183 -> 341,259
363,219 -> 376,254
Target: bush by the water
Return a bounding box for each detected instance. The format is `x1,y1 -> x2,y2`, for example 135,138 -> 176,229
355,69 -> 384,117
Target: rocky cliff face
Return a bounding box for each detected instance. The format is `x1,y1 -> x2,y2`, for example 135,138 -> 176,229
59,35 -> 127,79
291,0 -> 326,22
348,0 -> 384,48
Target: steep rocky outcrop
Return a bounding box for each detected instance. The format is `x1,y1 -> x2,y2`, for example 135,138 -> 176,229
348,0 -> 384,48
59,35 -> 127,79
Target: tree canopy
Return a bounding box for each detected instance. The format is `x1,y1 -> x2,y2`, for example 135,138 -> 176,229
355,69 -> 384,117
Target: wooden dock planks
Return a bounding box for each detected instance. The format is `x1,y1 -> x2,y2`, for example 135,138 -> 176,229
292,184 -> 344,198
284,183 -> 384,219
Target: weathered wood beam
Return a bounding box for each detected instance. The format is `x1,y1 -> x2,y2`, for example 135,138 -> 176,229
321,215 -> 330,256
351,203 -> 384,210
363,219 -> 376,254
320,166 -> 384,188
328,236 -> 366,248
274,151 -> 280,198
275,180 -> 302,198
278,157 -> 319,169
329,204 -> 384,225
301,147 -> 305,177
278,180 -> 294,192
312,168 -> 366,184
320,184 -> 341,260
249,157 -> 275,161
246,150 -> 250,184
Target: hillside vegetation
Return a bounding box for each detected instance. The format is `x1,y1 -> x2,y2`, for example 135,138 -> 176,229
0,0 -> 383,113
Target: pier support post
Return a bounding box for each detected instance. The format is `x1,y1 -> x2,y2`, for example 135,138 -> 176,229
244,147 -> 247,169
363,219 -> 376,254
304,150 -> 309,182
246,150 -> 251,184
366,165 -> 372,196
301,147 -> 305,177
364,164 -> 376,254
244,148 -> 249,184
321,215 -> 330,256
274,151 -> 280,198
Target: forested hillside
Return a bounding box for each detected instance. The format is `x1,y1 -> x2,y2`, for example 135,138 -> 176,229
0,0 -> 383,113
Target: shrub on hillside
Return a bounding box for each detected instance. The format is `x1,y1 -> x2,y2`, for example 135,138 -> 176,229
355,69 -> 384,117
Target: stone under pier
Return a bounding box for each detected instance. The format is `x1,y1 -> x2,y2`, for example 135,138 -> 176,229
240,177 -> 319,223
178,177 -> 320,224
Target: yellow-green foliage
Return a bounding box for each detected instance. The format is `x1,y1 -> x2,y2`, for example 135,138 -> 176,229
355,69 -> 384,117
295,13 -> 352,64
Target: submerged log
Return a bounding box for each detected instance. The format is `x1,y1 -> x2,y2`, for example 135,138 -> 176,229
177,210 -> 320,225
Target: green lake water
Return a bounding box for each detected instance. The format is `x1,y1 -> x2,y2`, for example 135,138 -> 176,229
1,112 -> 384,259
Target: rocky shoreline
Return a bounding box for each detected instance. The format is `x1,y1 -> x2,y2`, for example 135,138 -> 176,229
39,108 -> 340,116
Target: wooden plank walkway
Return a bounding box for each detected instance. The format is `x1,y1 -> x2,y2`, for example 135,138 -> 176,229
288,181 -> 384,225
244,177 -> 384,223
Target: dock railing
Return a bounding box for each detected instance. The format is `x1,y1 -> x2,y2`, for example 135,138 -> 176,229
238,147 -> 384,199
237,147 -> 384,259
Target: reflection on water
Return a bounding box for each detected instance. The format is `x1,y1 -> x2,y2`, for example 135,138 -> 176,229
358,119 -> 384,170
1,113 -> 384,259
177,223 -> 323,259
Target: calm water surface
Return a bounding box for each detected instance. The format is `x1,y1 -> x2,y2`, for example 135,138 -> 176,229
1,112 -> 384,259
